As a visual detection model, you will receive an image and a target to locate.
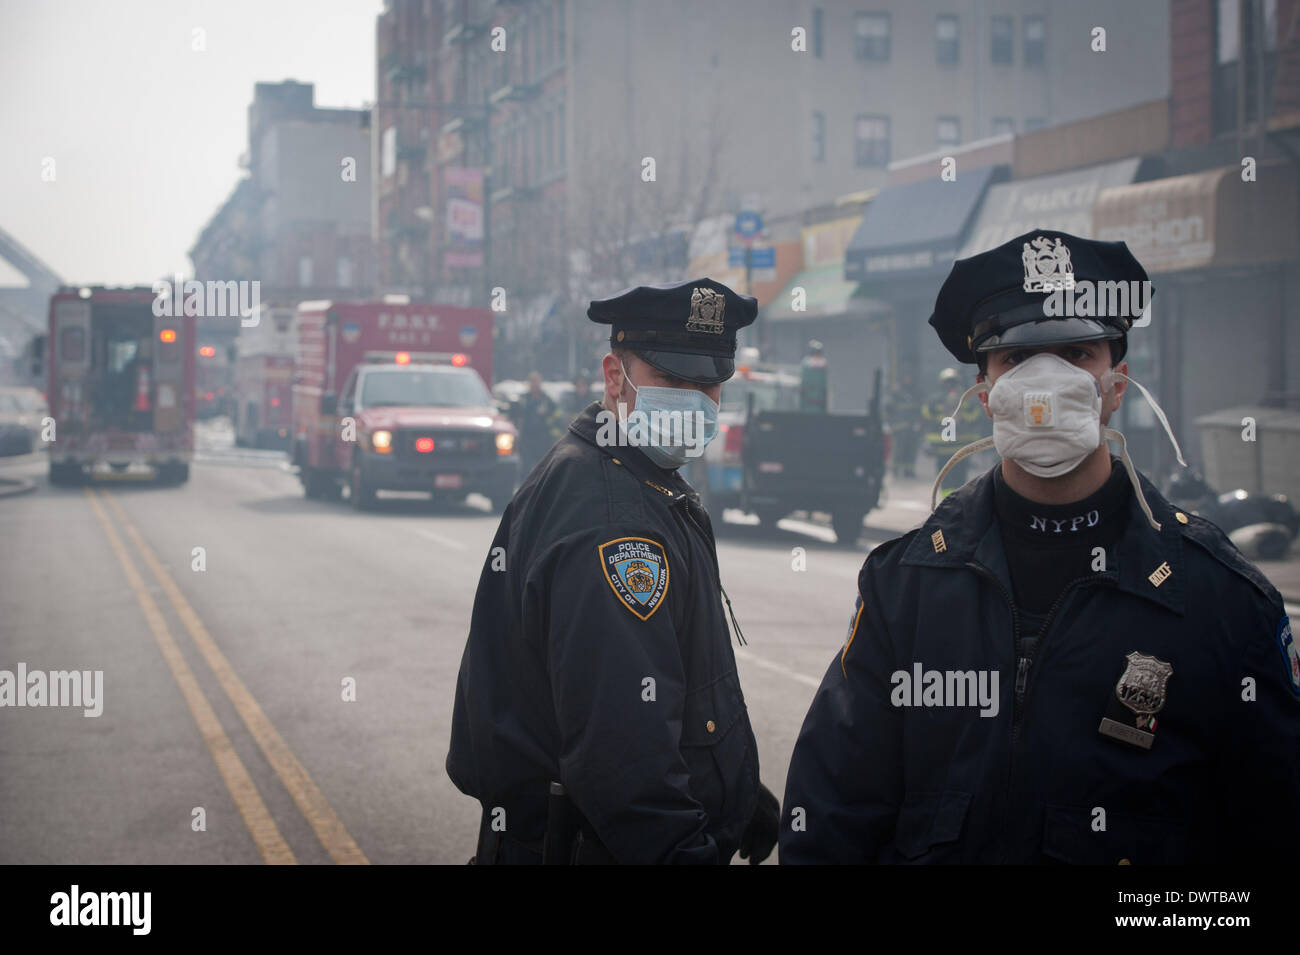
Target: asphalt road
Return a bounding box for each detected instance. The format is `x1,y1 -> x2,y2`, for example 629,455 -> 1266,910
0,427 -> 918,865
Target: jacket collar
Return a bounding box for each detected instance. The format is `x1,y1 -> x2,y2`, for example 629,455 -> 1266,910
568,402 -> 692,499
901,459 -> 1186,615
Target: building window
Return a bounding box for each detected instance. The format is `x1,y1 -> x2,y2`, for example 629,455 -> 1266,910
1024,117 -> 1047,132
1023,16 -> 1045,67
1214,0 -> 1279,134
337,257 -> 353,288
936,15 -> 959,66
854,114 -> 890,166
381,126 -> 396,178
558,103 -> 565,167
990,116 -> 1016,137
855,12 -> 890,62
812,110 -> 826,162
991,15 -> 1013,64
298,256 -> 313,288
812,7 -> 824,58
936,116 -> 961,147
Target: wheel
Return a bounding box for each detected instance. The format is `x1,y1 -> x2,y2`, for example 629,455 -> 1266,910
350,461 -> 376,510
302,467 -> 323,498
832,511 -> 865,545
48,462 -> 82,486
157,463 -> 190,485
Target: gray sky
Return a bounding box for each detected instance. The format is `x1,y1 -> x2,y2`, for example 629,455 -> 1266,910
0,0 -> 383,287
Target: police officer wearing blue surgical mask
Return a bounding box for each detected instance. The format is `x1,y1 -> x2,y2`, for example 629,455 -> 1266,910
781,231 -> 1300,864
448,278 -> 780,864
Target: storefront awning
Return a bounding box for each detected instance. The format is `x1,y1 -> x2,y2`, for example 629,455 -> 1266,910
1093,161 -> 1298,272
766,263 -> 884,321
844,164 -> 1004,284
958,157 -> 1141,259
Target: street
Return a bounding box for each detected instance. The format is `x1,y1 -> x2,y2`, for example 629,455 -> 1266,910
0,423 -> 928,865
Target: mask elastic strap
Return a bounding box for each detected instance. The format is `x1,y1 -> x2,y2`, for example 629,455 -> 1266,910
931,436 -> 996,510
1108,370 -> 1187,467
1105,426 -> 1161,532
947,380 -> 989,422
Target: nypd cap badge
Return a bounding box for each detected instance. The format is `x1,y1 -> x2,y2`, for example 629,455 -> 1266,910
1098,651 -> 1173,750
598,537 -> 669,621
1022,235 -> 1075,293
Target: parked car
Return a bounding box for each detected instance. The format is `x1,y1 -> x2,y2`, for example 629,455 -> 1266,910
0,385 -> 50,456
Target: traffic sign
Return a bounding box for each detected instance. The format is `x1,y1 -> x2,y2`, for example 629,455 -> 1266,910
734,210 -> 763,239
727,246 -> 746,268
748,246 -> 775,270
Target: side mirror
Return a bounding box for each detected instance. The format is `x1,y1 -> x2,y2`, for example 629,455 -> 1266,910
320,392 -> 338,415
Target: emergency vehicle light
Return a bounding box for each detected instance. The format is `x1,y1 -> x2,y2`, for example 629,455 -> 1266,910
451,353 -> 468,366
395,352 -> 411,365
415,437 -> 435,453
199,345 -> 216,357
160,329 -> 177,343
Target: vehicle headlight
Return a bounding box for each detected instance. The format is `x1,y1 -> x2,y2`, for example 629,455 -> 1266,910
371,429 -> 393,453
495,432 -> 515,455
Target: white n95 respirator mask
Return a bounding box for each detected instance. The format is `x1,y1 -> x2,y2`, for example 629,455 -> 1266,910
986,352 -> 1109,478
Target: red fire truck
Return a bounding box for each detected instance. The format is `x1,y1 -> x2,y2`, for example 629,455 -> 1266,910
291,300 -> 518,510
46,287 -> 195,485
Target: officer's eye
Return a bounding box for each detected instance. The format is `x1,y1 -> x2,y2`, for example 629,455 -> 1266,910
1063,346 -> 1090,362
1004,350 -> 1029,366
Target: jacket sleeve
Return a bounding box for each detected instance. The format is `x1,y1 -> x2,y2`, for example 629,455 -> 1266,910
780,548 -> 905,863
1217,602 -> 1300,862
528,526 -> 721,864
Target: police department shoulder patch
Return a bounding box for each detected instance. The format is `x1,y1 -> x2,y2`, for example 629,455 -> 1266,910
1277,615 -> 1300,697
598,537 -> 669,621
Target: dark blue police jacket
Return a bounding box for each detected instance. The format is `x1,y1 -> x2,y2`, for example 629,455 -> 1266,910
781,463 -> 1300,864
447,402 -> 760,863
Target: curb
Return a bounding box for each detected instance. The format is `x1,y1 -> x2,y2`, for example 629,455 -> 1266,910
0,477 -> 37,498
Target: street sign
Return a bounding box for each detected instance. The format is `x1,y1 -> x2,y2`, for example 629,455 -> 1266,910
734,210 -> 762,239
727,246 -> 746,268
748,246 -> 775,270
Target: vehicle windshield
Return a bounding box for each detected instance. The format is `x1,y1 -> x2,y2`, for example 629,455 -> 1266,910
721,376 -> 801,415
359,368 -> 492,409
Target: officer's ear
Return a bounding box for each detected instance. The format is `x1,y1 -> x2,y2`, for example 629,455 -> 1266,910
601,351 -> 625,407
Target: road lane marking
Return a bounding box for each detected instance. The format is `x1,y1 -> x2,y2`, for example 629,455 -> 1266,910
84,488 -> 297,865
103,492 -> 369,865
734,648 -> 822,689
414,528 -> 467,550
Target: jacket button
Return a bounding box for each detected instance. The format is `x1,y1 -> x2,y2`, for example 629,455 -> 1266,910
1118,858 -> 1131,865
706,720 -> 716,733
1175,511 -> 1189,524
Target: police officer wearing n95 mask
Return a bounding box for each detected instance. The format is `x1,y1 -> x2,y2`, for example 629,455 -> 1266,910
780,230 -> 1300,864
448,278 -> 780,864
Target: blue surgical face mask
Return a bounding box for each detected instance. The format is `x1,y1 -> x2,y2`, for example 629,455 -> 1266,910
620,359 -> 720,469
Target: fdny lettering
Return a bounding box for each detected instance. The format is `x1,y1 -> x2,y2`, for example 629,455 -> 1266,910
1029,509 -> 1100,533
598,537 -> 669,621
377,312 -> 441,330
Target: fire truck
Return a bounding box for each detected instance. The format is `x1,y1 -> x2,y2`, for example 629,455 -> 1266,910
46,287 -> 195,485
291,300 -> 519,510
235,305 -> 295,449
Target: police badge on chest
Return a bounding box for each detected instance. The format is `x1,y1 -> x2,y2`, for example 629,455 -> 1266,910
1098,651 -> 1173,750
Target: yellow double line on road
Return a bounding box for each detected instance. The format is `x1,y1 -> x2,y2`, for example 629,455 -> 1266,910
86,487 -> 368,865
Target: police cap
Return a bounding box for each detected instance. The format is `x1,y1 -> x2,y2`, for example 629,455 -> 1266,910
928,229 -> 1152,365
588,278 -> 758,384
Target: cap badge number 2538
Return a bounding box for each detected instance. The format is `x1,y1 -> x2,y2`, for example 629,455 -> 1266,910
685,287 -> 725,334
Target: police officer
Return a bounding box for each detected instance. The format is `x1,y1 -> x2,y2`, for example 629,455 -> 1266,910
800,339 -> 829,412
448,277 -> 780,864
780,230 -> 1300,864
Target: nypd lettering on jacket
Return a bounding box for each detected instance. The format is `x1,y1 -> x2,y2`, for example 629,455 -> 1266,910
890,663 -> 999,717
